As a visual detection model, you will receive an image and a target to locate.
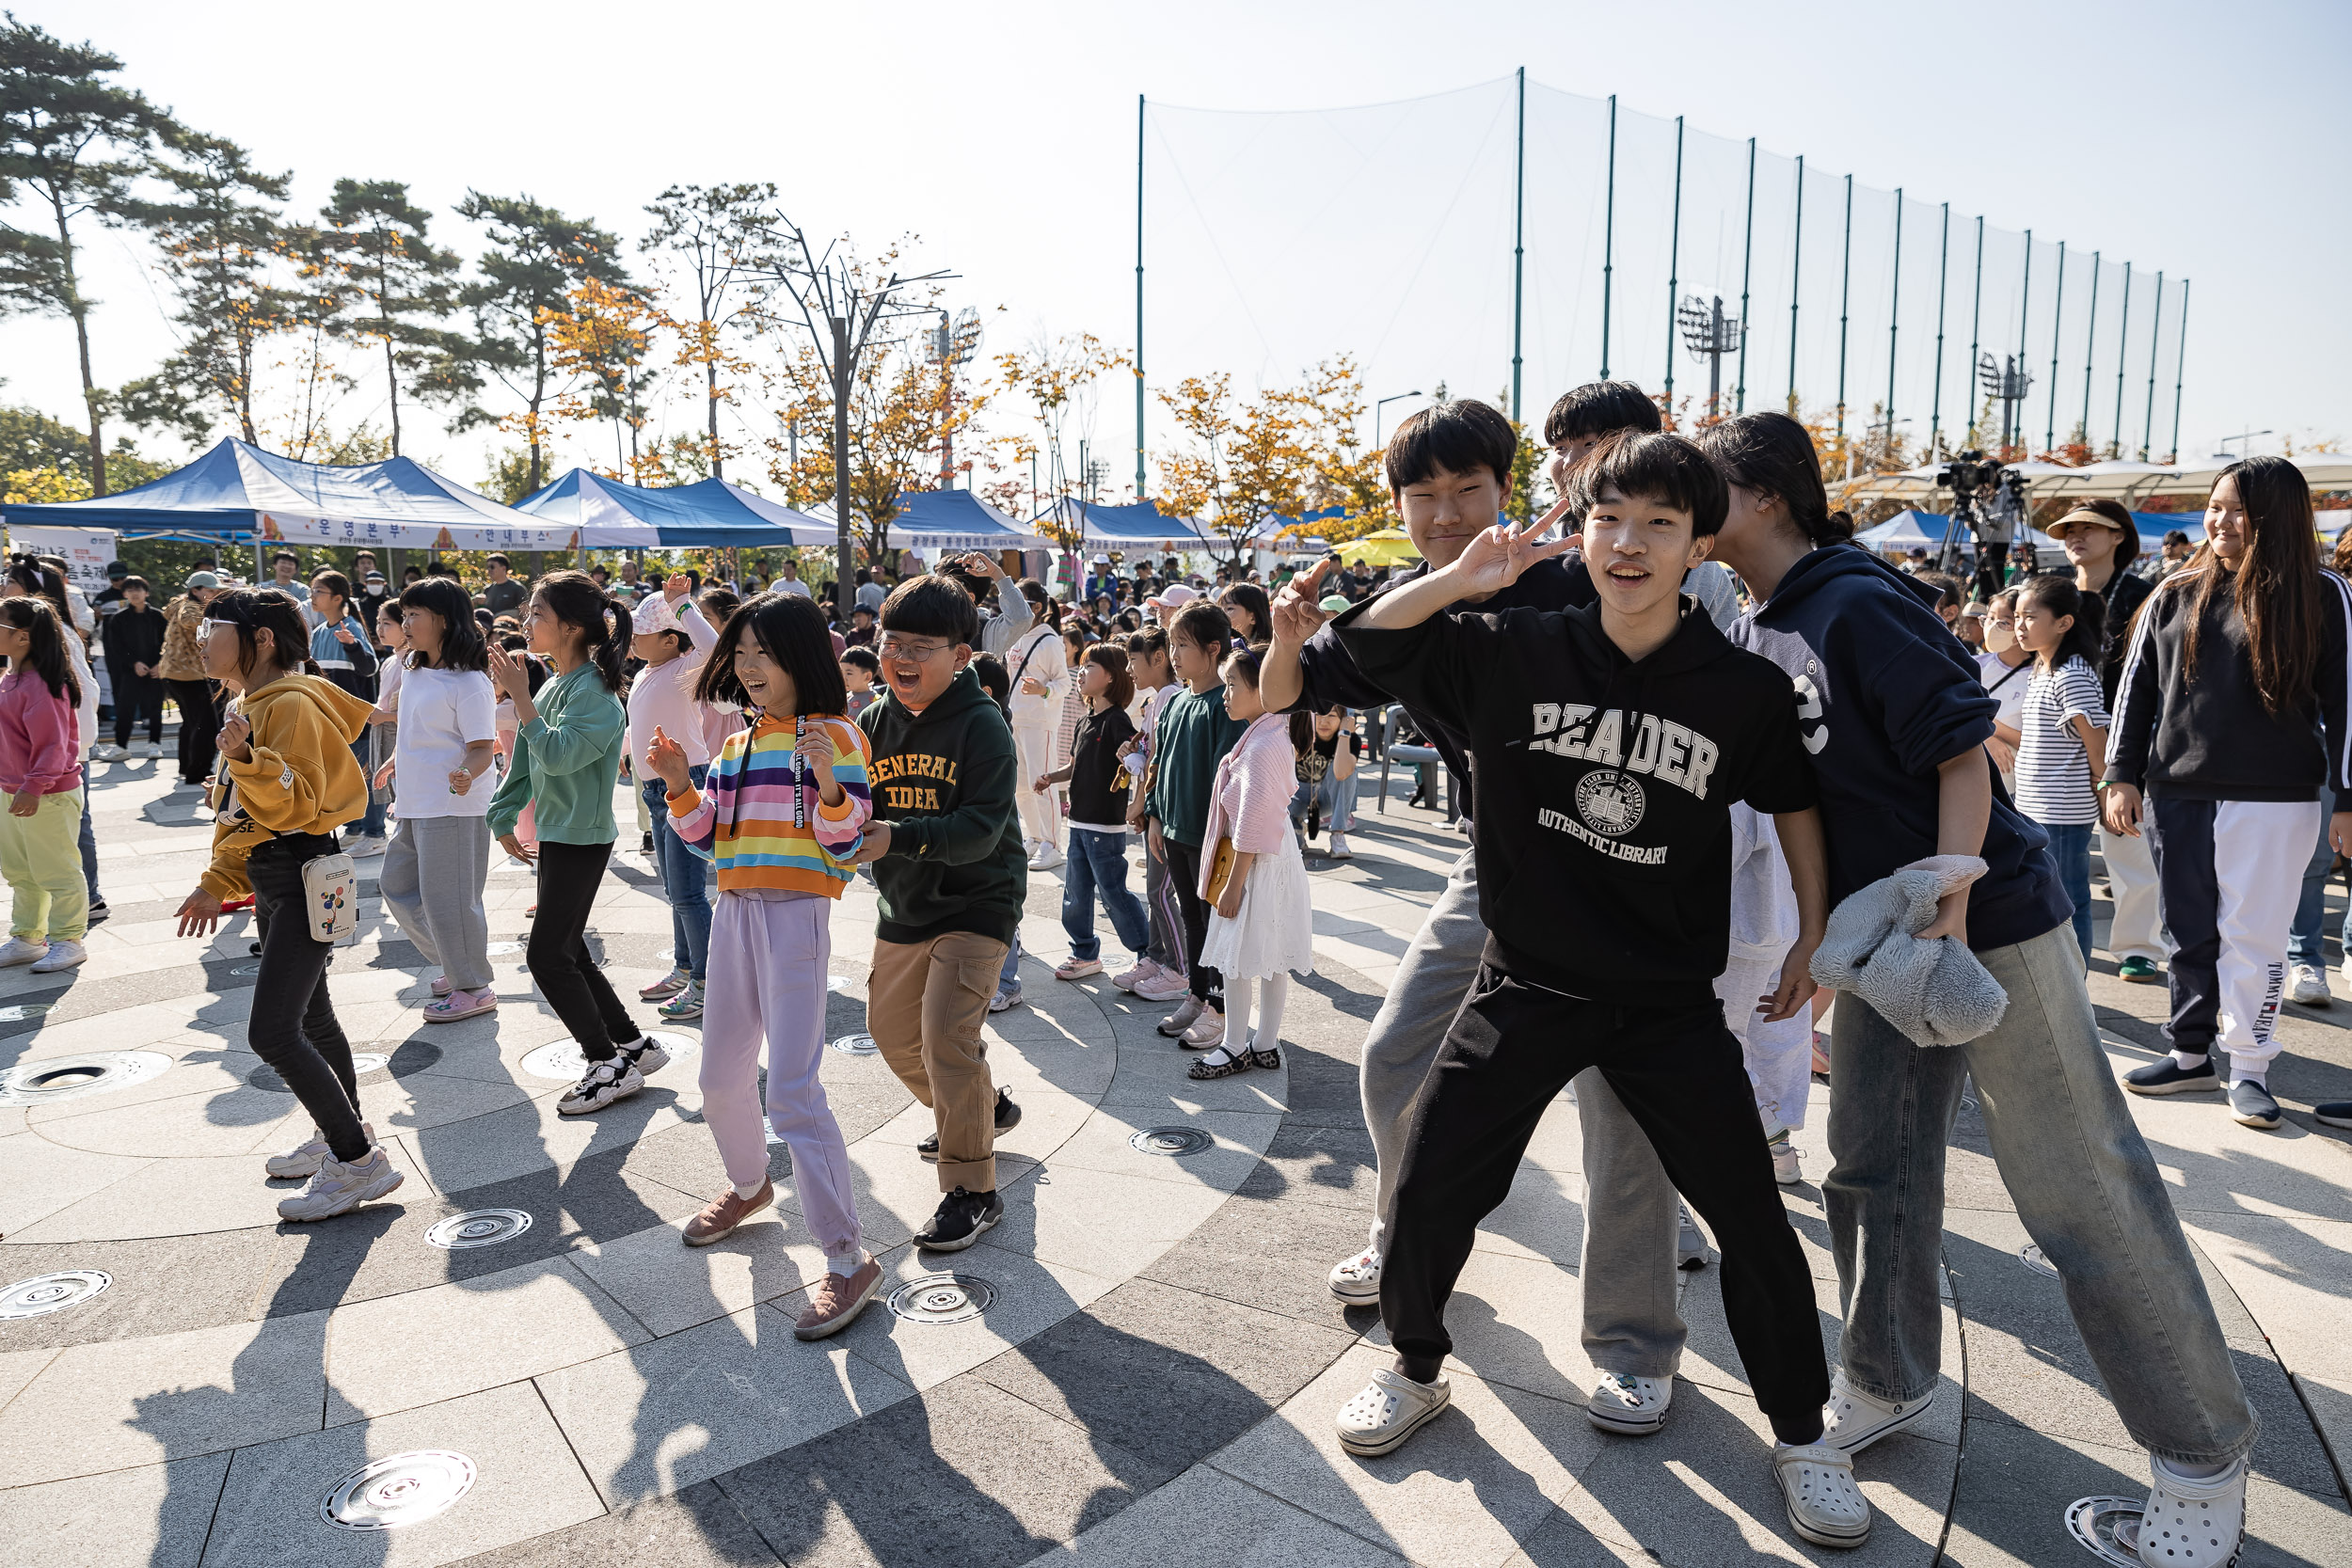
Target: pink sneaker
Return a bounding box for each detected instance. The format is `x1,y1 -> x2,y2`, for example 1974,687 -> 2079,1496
1134,969 -> 1191,1003
1110,958 -> 1158,992
1180,1008 -> 1226,1048
423,988 -> 498,1022
1055,956 -> 1104,981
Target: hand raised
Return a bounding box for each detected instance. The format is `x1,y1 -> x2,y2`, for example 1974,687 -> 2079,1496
486,645 -> 530,702
644,726 -> 691,790
217,711 -> 252,761
797,721 -> 839,773
1270,557 -> 1338,645
664,573 -> 691,602
1449,504 -> 1579,595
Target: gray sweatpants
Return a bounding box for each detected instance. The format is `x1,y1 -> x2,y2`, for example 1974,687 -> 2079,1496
381,814 -> 494,992
1360,842 -> 1689,1376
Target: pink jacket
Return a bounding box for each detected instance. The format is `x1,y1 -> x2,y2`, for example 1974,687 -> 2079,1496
1198,711 -> 1295,896
0,669 -> 82,797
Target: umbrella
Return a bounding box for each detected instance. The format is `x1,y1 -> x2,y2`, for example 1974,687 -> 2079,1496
1339,528 -> 1421,567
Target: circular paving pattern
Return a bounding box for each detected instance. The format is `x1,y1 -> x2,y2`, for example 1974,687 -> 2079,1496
1129,1125 -> 1214,1157
0,1051 -> 171,1105
422,1209 -> 533,1250
886,1272 -> 994,1325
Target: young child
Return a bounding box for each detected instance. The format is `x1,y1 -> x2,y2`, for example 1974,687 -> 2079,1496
850,572 -> 1026,1252
1139,601 -> 1248,1045
366,598 -> 405,826
1033,643 -> 1148,982
1330,432 -> 1857,1551
1188,647 -> 1314,1079
1291,705 -> 1361,859
839,646 -> 882,717
627,576 -> 723,1020
2010,575 -> 2109,965
95,575 -> 167,759
0,598 -> 88,973
652,591 -> 884,1339
1115,627 -> 1189,1001
309,570 -> 384,856
486,572 -> 666,1116
374,578 -> 500,1022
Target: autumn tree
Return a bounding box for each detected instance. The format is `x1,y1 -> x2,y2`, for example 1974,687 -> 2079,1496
546,275 -> 668,483
1156,358 -> 1378,568
641,182 -> 776,479
453,192 -> 628,495
317,179 -> 470,455
995,329 -> 1121,562
0,16 -> 178,494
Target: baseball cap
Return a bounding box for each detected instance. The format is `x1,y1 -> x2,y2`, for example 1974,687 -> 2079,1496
183,571 -> 221,592
105,561 -> 128,578
1145,582 -> 1199,611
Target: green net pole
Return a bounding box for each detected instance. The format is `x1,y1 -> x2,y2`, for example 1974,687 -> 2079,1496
1600,95 -> 1616,379
1930,202 -> 1949,457
1737,137 -> 1754,414
2169,279 -> 2189,464
2112,263 -> 2132,455
1135,94 -> 1147,499
1836,174 -> 1852,439
1787,155 -> 1803,411
2079,250 -> 2100,449
1966,216 -> 1984,446
2046,240 -> 2066,451
1886,187 -> 1902,441
1511,67 -> 1525,422
2142,272 -> 2163,460
1664,115 -> 1683,410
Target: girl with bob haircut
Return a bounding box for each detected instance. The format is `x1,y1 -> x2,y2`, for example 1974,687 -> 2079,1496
2008,576 -> 2109,964
0,596 -> 87,974
1699,410 -> 2261,1566
376,576 -> 501,1022
1031,641 -> 1150,983
650,590 -> 884,1338
2107,454 -> 2352,1139
171,588 -> 394,1221
486,570 -> 666,1116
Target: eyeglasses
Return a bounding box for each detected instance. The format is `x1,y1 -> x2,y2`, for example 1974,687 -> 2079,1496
876,637 -> 952,662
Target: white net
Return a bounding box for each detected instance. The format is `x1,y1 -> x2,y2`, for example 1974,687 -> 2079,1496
1139,77 -> 2187,468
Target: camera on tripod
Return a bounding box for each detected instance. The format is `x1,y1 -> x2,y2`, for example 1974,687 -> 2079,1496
1933,450 -> 2000,499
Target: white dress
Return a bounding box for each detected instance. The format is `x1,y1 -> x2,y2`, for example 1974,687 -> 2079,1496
1198,714 -> 1316,981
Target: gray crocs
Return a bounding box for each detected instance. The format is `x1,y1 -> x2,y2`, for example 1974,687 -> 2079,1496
1773,1441 -> 1871,1548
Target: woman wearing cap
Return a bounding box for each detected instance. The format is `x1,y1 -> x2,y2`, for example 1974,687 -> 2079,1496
162,571 -> 223,785
626,575 -> 723,1021
2047,499 -> 2164,983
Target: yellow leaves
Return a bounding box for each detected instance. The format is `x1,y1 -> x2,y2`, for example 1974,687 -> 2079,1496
3,467 -> 93,506
1152,356 -> 1388,553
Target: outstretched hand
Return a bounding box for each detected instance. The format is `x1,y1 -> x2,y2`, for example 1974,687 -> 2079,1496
644,726 -> 691,792
1269,558 -> 1339,645
1446,500 -> 1580,597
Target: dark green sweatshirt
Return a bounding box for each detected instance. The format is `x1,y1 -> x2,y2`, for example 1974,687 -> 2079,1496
858,666 -> 1027,945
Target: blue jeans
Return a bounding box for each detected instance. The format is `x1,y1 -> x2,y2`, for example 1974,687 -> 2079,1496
76,777 -> 98,902
1827,923 -> 2254,1464
642,768 -> 710,983
1000,932 -> 1022,997
2287,784 -> 2345,966
1060,827 -> 1149,962
2041,820 -> 2094,964
348,735 -> 386,837
1290,771 -> 1359,836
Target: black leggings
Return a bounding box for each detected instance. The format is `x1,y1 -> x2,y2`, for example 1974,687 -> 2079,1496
169,679 -> 219,784
530,839 -> 640,1062
248,834 -> 367,1163
1161,836 -> 1224,1008
115,674 -> 166,747
1382,967 -> 1829,1424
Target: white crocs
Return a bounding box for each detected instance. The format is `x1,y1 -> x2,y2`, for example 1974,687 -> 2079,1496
1585,1371 -> 1673,1435
1336,1367 -> 1450,1457
2118,1455 -> 2246,1568
1773,1441 -> 1872,1548
1327,1246 -> 1382,1305
1821,1367 -> 1934,1453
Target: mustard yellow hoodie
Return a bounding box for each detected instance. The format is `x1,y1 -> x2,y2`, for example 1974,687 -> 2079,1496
199,673 -> 375,898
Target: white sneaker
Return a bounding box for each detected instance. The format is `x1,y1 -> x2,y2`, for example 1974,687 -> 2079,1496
1773,1441 -> 1872,1547
1134,968 -> 1191,1002
1677,1201 -> 1708,1270
265,1120 -> 377,1180
0,936 -> 49,967
1027,843 -> 1064,871
2289,962 -> 2331,1006
1769,1133 -> 1803,1185
277,1146 -> 405,1221
1586,1371 -> 1673,1435
1327,831 -> 1352,859
28,940 -> 86,973
2119,1454 -> 2247,1568
1821,1368 -> 1934,1453
557,1057 -> 644,1115
90,743 -> 128,762
1336,1367 -> 1451,1457
343,835 -> 388,858
1328,1246 -> 1383,1305
1109,958 -> 1157,992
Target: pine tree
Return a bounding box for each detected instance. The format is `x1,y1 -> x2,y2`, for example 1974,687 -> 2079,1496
318,179 -> 470,455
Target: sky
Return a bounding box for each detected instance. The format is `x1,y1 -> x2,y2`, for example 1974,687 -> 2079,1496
5,0 -> 2346,497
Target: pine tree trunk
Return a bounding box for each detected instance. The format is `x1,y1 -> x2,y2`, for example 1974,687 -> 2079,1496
707,349 -> 721,478
53,192 -> 106,496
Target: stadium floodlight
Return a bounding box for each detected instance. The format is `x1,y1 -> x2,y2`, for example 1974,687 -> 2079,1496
1976,352 -> 2034,453
1677,294 -> 1741,420
926,306 -> 984,367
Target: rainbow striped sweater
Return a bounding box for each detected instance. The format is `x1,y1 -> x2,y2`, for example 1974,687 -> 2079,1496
667,712 -> 873,895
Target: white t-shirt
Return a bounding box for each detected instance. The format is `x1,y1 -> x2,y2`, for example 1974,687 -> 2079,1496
391,664 -> 499,818
2013,656 -> 2110,828
774,577 -> 813,600
1976,650 -> 2033,736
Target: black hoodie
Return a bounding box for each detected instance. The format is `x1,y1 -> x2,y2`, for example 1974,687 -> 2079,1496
1338,594 -> 1818,1006
857,666 -> 1027,946
1733,545 -> 2073,954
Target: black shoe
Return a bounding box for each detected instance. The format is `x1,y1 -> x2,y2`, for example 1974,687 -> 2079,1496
916,1089 -> 1021,1162
2317,1101 -> 2352,1129
86,898 -> 108,925
2229,1079 -> 2281,1130
2124,1055 -> 2219,1096
914,1186 -> 1002,1251
641,832 -> 654,853
249,941 -> 262,956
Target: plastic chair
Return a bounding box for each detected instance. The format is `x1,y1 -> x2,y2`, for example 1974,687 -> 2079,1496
1377,705 -> 1447,818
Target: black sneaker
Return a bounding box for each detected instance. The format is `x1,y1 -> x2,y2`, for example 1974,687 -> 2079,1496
914,1186 -> 1002,1251
2229,1080 -> 2281,1130
2124,1056 -> 2218,1096
916,1089 -> 1022,1162
2316,1101 -> 2352,1129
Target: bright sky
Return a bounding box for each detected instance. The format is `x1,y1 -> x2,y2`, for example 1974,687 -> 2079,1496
5,0 -> 2345,494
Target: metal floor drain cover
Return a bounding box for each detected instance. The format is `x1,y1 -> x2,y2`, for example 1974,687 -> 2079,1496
322,1449 -> 476,1530
521,1033 -> 698,1081
0,1051 -> 171,1105
0,1001 -> 54,1022
230,962 -> 262,976
2020,1243 -> 2059,1278
0,1269 -> 111,1319
1130,1126 -> 1215,1157
485,941 -> 523,956
425,1209 -> 532,1249
2063,1496 -> 2143,1565
887,1273 -> 993,1325
830,1032 -> 879,1056
351,1053 -> 391,1075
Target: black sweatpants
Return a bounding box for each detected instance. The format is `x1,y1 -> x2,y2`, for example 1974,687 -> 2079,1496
530,839 -> 641,1062
169,679 -> 220,784
248,833 -> 368,1163
114,673 -> 166,748
1382,965 -> 1829,1423
1161,836 -> 1224,1008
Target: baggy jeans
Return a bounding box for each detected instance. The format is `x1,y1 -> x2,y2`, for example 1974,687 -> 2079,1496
1360,845 -> 1485,1253
1827,921 -> 2256,1465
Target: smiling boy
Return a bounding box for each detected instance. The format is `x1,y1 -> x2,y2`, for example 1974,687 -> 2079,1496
1327,432 -> 1871,1551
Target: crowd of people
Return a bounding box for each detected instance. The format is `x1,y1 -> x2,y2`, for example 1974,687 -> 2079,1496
16,370 -> 2343,1565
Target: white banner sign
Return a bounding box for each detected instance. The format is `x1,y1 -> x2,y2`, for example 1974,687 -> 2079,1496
7,525 -> 119,595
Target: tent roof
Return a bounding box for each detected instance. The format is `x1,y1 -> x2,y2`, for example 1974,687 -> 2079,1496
1035,498 -> 1210,549
885,490 -> 1052,550
1840,451 -> 2352,506
515,469 -> 834,547
1,437 -> 610,548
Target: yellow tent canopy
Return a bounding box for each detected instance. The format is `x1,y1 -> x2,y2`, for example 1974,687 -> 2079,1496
1339,527 -> 1421,567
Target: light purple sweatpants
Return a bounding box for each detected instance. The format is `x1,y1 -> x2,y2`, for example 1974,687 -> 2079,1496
697,889 -> 862,1260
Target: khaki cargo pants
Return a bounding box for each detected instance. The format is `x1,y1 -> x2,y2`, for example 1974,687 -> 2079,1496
867,930 -> 1008,1192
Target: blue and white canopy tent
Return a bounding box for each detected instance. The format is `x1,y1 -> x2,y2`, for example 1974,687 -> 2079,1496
1034,498 -> 1211,552
515,468 -> 834,548
882,490 -> 1053,551
1853,510 -> 1955,551
0,438 -> 628,558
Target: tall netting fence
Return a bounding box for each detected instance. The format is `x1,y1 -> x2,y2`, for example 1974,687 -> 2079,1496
1139,76 -> 2189,473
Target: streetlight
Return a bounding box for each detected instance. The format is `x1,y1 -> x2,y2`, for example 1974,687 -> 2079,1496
2213,429 -> 2272,460
1675,295 -> 1742,422
1375,390 -> 1424,449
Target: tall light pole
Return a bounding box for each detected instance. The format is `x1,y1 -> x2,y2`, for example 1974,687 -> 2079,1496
1375,390 -> 1423,451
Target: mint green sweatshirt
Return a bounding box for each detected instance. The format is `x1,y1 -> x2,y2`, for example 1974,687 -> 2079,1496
486,662 -> 627,845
